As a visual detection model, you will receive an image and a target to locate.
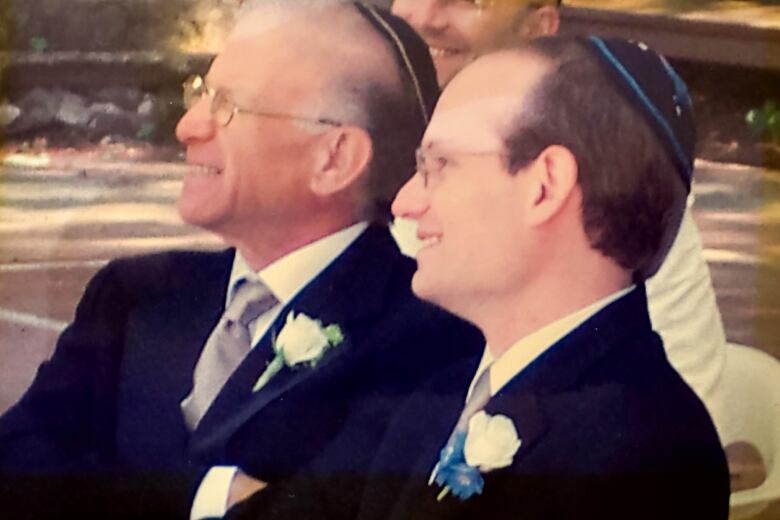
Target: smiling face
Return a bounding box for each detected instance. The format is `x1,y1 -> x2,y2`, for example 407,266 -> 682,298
391,51 -> 551,318
175,17 -> 334,245
391,0 -> 547,86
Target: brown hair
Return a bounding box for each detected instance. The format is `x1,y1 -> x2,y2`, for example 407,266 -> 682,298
502,37 -> 687,276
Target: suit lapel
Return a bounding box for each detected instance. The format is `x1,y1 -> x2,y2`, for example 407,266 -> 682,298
479,286 -> 653,464
497,285 -> 651,399
192,226 -> 405,444
394,287 -> 654,516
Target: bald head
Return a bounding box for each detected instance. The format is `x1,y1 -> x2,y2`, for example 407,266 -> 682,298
231,1 -> 402,127
222,0 -> 437,223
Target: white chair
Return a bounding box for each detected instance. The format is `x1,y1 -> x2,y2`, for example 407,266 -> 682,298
719,343 -> 780,518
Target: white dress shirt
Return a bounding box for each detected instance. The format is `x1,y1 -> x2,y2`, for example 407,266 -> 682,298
466,286 -> 635,402
191,222 -> 368,520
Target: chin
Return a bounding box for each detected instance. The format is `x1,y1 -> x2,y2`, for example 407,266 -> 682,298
410,270 -> 433,299
177,200 -> 221,231
434,55 -> 469,87
436,66 -> 459,88
411,272 -> 449,311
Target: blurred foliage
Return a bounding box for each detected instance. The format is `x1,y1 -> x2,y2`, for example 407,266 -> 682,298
747,101 -> 780,143
28,36 -> 46,52
135,121 -> 157,141
0,0 -> 10,50
0,0 -> 236,53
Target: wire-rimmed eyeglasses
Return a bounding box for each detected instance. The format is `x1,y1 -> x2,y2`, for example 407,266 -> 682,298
415,146 -> 506,188
182,75 -> 342,128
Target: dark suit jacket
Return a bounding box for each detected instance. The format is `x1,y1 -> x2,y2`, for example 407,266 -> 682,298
234,285 -> 730,520
0,225 -> 483,518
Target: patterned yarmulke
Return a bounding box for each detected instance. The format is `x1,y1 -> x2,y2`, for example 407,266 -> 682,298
583,36 -> 696,191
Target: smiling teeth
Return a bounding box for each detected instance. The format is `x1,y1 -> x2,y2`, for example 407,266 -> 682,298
420,236 -> 441,248
193,165 -> 220,176
429,47 -> 457,58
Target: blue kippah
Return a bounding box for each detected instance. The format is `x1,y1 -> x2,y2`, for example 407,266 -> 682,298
583,36 -> 695,191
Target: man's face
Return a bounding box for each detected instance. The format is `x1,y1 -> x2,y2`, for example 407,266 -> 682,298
391,0 -> 539,86
175,23 -> 331,242
391,52 -> 549,315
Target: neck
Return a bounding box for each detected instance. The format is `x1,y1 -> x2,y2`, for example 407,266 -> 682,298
225,215 -> 360,272
466,254 -> 631,358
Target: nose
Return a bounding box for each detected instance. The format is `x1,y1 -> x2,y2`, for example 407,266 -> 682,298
392,171 -> 430,222
175,97 -> 216,145
391,0 -> 447,34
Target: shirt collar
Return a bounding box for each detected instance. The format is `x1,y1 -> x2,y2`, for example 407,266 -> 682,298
478,285 -> 636,397
227,222 -> 368,306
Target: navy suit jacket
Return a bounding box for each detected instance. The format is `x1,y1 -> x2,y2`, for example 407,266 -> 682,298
0,225 -> 483,518
233,286 -> 729,520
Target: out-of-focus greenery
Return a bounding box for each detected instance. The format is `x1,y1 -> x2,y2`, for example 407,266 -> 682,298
747,101 -> 780,143
29,36 -> 47,52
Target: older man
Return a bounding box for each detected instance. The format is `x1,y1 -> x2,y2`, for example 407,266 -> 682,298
231,36 -> 729,520
0,2 -> 482,518
390,0 -> 729,437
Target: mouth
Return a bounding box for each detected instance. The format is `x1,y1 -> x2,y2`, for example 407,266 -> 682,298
428,46 -> 462,59
186,164 -> 222,177
417,233 -> 442,252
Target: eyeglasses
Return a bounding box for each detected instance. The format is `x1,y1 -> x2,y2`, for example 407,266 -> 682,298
182,75 -> 341,128
415,147 -> 505,188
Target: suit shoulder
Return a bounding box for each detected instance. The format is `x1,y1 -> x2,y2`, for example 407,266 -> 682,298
539,361 -> 723,473
104,249 -> 231,278
93,249 -> 231,292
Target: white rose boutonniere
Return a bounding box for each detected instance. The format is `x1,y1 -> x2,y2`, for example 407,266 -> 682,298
464,411 -> 522,472
252,311 -> 344,392
433,411 -> 521,501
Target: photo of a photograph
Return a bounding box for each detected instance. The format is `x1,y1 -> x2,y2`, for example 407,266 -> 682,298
0,1 -> 778,518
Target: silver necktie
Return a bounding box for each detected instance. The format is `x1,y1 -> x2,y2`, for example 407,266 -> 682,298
181,280 -> 278,430
453,365 -> 493,433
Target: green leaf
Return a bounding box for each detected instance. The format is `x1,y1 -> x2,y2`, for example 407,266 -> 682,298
746,108 -> 762,129
323,324 -> 344,345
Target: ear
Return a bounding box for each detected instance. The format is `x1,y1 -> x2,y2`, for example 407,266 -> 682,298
516,6 -> 560,40
309,127 -> 373,197
525,144 -> 578,227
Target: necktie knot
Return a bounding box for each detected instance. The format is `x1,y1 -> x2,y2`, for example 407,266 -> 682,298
455,365 -> 492,433
224,280 -> 277,327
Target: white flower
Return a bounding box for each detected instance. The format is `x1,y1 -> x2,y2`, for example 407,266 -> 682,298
252,311 -> 344,392
275,312 -> 330,365
463,411 -> 522,472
